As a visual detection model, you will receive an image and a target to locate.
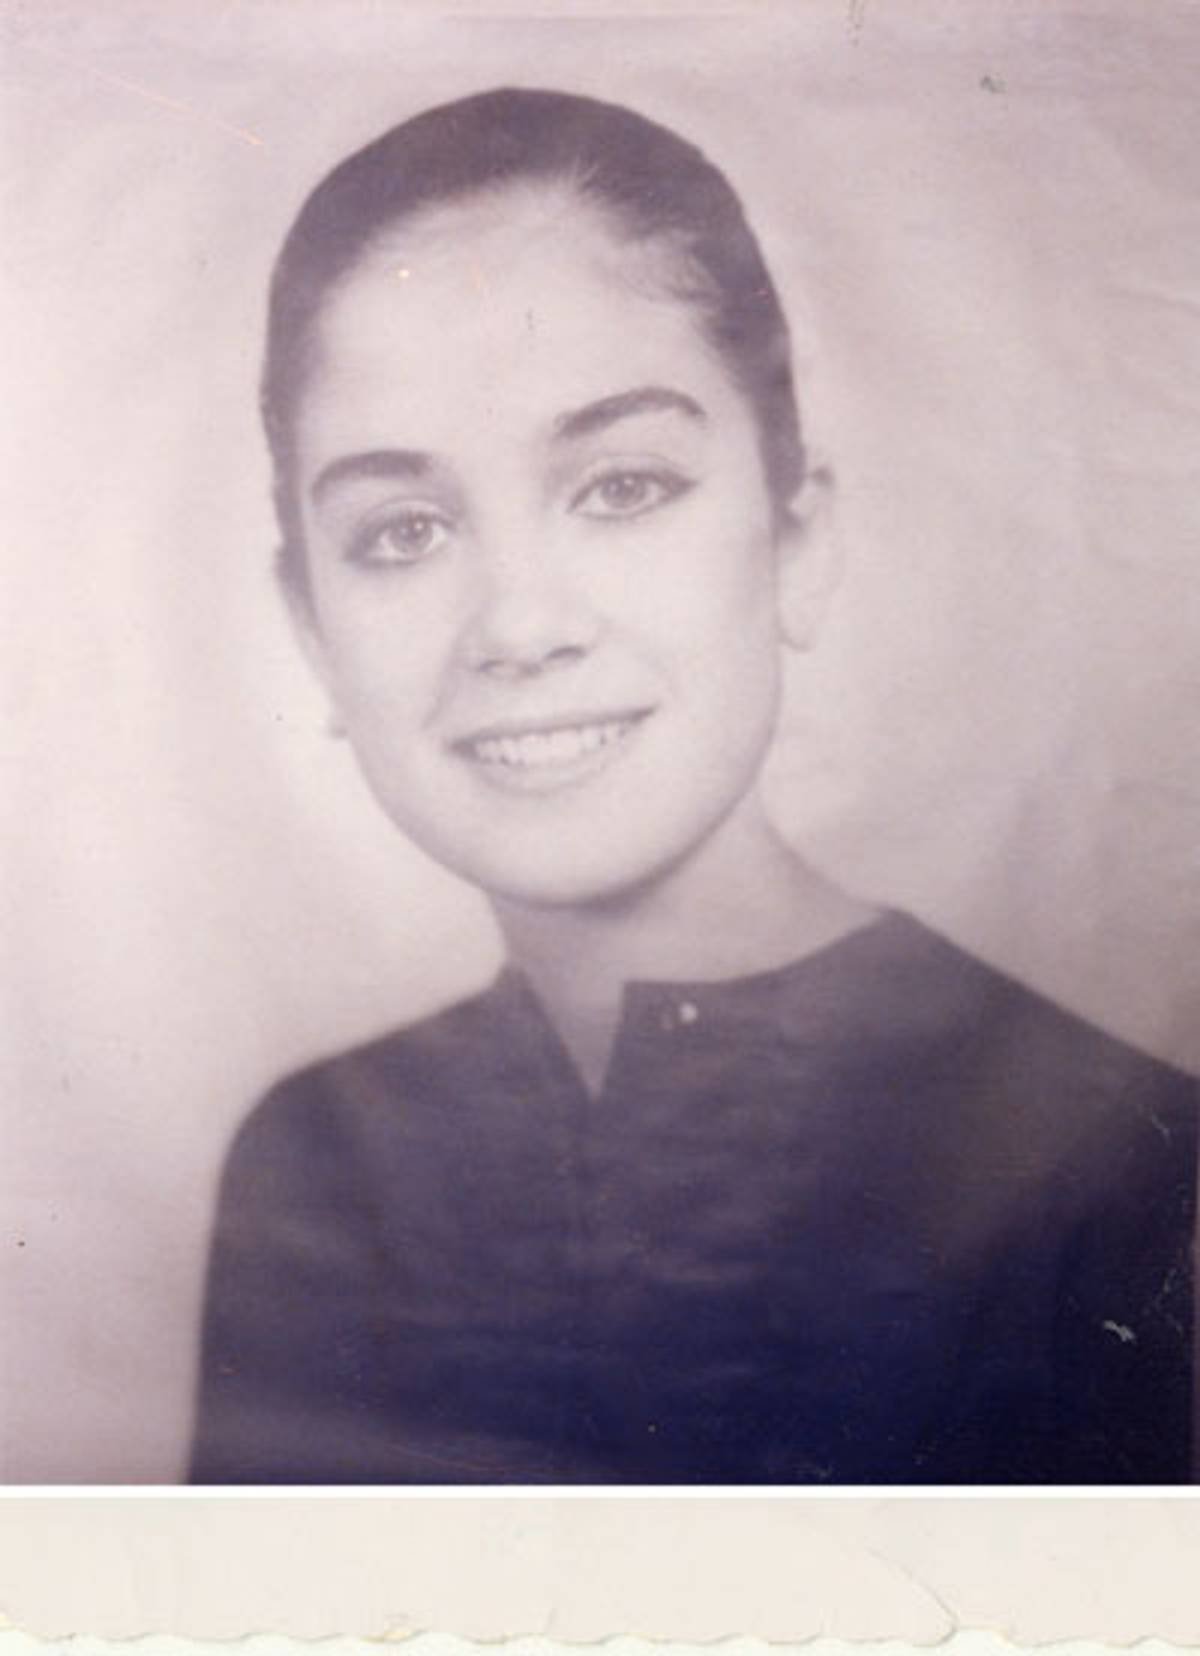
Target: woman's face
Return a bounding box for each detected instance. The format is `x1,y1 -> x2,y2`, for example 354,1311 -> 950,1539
290,187 -> 802,909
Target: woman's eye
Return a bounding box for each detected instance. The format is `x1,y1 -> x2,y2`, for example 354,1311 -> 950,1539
350,509 -> 451,567
572,468 -> 691,521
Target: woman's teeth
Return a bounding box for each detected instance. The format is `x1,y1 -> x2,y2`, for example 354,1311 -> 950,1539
469,719 -> 633,769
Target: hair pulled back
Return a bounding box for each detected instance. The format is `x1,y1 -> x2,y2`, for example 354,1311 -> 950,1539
263,86 -> 806,591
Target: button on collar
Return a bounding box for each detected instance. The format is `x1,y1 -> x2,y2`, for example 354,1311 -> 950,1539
658,997 -> 701,1033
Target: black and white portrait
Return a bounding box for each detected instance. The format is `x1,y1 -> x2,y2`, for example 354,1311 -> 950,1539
5,0 -> 1199,1485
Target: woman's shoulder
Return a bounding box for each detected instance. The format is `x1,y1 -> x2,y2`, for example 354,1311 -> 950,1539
225,970 -> 523,1172
846,909 -> 1197,1165
742,907 -> 1196,1191
843,908 -> 1187,1058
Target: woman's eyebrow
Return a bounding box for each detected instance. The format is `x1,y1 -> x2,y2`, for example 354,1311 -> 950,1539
552,385 -> 706,442
310,449 -> 433,506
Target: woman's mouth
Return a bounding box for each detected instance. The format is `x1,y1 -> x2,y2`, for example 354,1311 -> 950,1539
453,711 -> 651,789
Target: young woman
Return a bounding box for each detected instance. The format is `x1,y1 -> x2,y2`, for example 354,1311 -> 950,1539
190,87 -> 1196,1484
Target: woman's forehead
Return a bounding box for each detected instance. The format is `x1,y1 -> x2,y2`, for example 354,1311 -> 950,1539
338,178 -> 696,318
301,193 -> 730,432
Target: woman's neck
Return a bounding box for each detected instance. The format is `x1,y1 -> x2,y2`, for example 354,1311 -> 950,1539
491,807 -> 878,1094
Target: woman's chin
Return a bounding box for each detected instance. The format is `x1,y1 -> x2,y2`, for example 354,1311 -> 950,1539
477,861 -> 658,915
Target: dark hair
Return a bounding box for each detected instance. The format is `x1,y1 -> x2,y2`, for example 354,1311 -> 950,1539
263,86 -> 807,594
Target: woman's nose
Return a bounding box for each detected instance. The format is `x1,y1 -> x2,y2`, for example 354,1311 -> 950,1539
461,547 -> 600,680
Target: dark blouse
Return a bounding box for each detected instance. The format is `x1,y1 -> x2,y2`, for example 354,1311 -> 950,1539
190,912 -> 1196,1484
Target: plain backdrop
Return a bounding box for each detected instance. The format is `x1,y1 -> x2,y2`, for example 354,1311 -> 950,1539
3,0 -> 1199,1482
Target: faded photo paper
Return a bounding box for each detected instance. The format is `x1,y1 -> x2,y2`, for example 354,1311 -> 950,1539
4,1498 -> 1200,1640
5,0 -> 1200,1495
0,1635 -> 1194,1656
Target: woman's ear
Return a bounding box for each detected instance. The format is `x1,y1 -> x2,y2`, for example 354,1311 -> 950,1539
775,464 -> 842,652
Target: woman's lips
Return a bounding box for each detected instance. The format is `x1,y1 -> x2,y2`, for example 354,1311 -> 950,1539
451,709 -> 652,787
